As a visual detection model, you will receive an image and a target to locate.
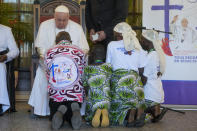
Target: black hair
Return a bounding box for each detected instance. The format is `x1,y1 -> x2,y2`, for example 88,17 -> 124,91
55,31 -> 72,44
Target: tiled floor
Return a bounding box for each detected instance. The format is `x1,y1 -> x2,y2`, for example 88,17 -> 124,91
0,102 -> 197,131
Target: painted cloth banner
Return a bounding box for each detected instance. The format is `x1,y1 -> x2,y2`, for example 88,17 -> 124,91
44,44 -> 86,103
143,0 -> 197,105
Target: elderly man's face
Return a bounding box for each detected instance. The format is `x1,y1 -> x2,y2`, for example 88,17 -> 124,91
54,12 -> 69,29
181,18 -> 188,28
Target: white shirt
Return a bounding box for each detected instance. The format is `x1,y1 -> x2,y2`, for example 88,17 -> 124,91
143,51 -> 164,103
35,19 -> 89,53
0,24 -> 19,62
106,40 -> 146,71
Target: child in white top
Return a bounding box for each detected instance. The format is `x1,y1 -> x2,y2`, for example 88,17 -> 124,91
140,30 -> 168,123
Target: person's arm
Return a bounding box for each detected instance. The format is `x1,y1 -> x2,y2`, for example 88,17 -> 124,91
103,0 -> 129,39
170,15 -> 179,38
138,67 -> 147,86
138,50 -> 148,85
106,43 -> 112,63
85,0 -> 97,42
78,26 -> 90,55
113,0 -> 129,26
35,22 -> 47,58
85,0 -> 95,33
5,28 -> 19,62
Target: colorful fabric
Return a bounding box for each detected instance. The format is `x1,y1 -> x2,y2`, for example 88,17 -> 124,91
110,69 -> 145,125
145,99 -> 158,107
83,63 -> 112,122
44,44 -> 85,103
144,99 -> 159,123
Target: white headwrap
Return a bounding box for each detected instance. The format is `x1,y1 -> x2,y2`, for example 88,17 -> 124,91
113,22 -> 142,51
55,5 -> 69,13
142,30 -> 166,74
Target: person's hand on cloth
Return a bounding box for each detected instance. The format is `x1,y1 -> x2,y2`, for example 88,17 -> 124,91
0,55 -> 7,62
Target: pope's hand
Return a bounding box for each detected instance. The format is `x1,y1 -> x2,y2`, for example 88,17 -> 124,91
36,47 -> 45,59
0,55 -> 7,62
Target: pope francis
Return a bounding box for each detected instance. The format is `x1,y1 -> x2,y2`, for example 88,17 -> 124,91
28,5 -> 89,116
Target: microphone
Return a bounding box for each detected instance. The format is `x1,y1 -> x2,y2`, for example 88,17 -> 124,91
132,26 -> 147,30
131,26 -> 173,34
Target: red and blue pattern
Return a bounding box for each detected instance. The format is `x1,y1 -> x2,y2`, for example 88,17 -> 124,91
44,45 -> 85,103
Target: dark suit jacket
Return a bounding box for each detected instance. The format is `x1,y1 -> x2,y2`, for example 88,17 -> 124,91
85,0 -> 129,43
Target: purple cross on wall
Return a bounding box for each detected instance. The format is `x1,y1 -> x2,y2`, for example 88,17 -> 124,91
151,0 -> 183,39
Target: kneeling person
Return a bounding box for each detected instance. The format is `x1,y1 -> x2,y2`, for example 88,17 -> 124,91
106,22 -> 146,127
44,31 -> 86,130
83,61 -> 112,127
140,30 -> 168,123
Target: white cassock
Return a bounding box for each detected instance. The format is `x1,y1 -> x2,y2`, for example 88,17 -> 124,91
170,23 -> 197,51
28,19 -> 89,116
0,24 -> 19,113
106,40 -> 146,71
143,51 -> 164,103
